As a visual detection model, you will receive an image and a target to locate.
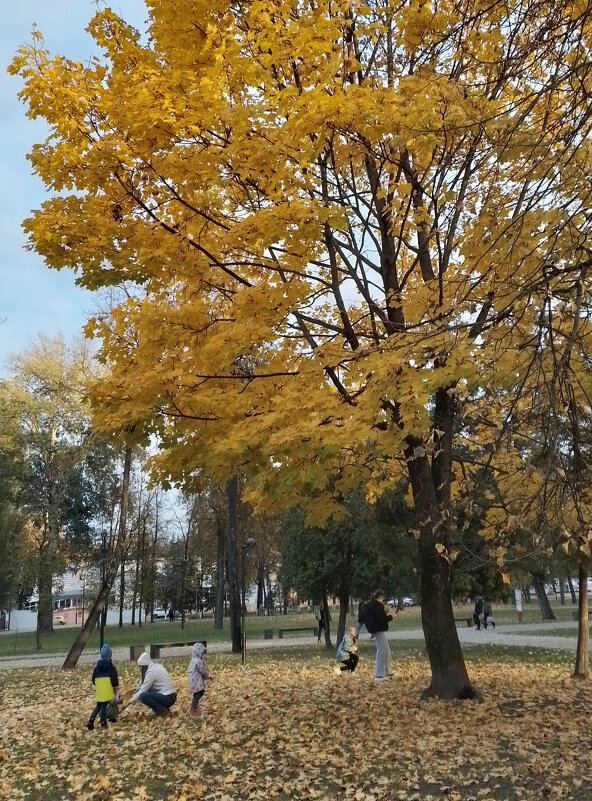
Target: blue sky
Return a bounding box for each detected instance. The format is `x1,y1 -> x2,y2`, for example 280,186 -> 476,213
0,1 -> 147,374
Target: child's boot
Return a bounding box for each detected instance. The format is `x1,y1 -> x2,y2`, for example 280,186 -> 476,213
86,720 -> 94,730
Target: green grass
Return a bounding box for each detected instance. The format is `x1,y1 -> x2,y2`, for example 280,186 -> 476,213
0,599 -> 582,658
0,612 -> 324,657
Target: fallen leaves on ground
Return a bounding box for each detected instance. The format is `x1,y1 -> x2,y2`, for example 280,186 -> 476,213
1,650 -> 591,800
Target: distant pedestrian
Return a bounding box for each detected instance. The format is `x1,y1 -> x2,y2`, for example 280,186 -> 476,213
188,642 -> 209,716
473,597 -> 484,629
167,607 -> 175,623
86,644 -> 119,730
335,626 -> 359,674
315,604 -> 329,642
131,652 -> 177,717
364,589 -> 394,681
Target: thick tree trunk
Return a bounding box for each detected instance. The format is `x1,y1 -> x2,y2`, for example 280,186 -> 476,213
559,576 -> 565,606
227,475 -> 242,653
532,575 -> 556,620
337,590 -> 349,646
406,389 -> 474,700
62,443 -> 132,669
214,512 -> 225,630
574,561 -> 589,678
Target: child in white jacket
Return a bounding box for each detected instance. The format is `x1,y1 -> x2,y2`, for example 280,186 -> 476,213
188,642 -> 209,716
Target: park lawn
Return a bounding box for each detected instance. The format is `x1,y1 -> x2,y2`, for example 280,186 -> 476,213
1,644 -> 591,801
0,613 -> 322,658
0,600 -> 582,658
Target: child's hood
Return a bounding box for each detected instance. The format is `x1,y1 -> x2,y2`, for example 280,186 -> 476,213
191,642 -> 206,660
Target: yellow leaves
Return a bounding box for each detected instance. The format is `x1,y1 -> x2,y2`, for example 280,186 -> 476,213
3,651 -> 592,801
11,0 -> 592,545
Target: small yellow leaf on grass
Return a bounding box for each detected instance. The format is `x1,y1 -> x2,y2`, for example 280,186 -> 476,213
97,776 -> 110,790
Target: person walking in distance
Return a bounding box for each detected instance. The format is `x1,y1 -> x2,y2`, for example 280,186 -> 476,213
473,597 -> 484,630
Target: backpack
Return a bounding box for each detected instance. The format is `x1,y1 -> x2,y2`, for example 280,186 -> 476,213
363,602 -> 378,633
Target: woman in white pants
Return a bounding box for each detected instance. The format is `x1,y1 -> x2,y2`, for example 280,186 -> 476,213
363,589 -> 394,681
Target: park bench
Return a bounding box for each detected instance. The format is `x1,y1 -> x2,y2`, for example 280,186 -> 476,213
454,617 -> 473,627
277,626 -> 318,639
129,640 -> 207,660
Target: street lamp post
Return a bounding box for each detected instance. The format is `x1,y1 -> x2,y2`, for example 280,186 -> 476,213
241,537 -> 256,664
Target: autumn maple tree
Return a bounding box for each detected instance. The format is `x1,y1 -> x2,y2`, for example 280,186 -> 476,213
11,0 -> 592,697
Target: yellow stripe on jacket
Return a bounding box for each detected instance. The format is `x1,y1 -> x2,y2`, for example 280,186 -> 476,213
95,676 -> 114,702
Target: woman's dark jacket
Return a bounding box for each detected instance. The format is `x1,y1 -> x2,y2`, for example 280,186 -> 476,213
363,600 -> 393,634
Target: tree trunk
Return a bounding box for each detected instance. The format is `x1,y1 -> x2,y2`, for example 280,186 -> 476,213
322,593 -> 332,649
574,561 -> 589,678
256,561 -> 264,614
407,443 -> 474,699
227,475 -> 242,653
336,590 -> 349,646
62,443 -> 132,669
180,531 -> 189,631
118,550 -> 125,627
131,547 -> 138,626
36,540 -> 54,639
559,576 -> 565,606
214,512 -> 225,630
567,570 -> 577,604
532,575 -> 556,620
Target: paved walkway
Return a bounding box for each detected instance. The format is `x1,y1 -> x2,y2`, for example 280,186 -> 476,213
0,620 -> 587,670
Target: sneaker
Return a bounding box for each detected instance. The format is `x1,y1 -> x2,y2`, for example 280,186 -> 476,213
86,720 -> 94,730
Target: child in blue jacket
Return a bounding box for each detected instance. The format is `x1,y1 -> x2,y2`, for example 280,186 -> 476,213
335,626 -> 359,673
87,644 -> 119,730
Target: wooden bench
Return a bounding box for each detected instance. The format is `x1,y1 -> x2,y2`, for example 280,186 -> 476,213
277,626 -> 318,639
129,643 -> 148,661
128,640 -> 208,660
454,618 -> 473,628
